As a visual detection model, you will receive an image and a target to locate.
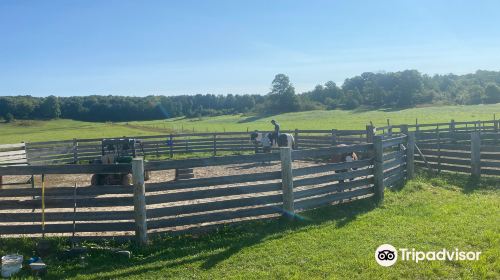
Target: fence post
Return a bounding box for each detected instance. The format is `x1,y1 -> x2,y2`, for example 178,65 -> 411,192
373,136 -> 384,203
471,132 -> 481,178
366,125 -> 374,143
450,119 -> 457,144
437,131 -> 442,172
72,138 -> 78,164
132,158 -> 148,245
495,119 -> 499,146
400,124 -> 408,136
406,132 -> 415,179
280,147 -> 294,219
169,134 -> 173,158
294,129 -> 299,149
213,133 -> 217,156
332,129 -> 338,146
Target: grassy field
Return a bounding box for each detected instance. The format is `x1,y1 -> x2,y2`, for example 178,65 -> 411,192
1,172 -> 498,279
131,103 -> 500,133
0,104 -> 499,144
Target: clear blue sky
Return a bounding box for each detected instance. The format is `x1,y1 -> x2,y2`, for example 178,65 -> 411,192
1,0 -> 500,97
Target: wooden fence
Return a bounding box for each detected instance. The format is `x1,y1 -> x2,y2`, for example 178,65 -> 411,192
413,131 -> 500,176
1,118 -> 499,242
0,143 -> 28,166
376,119 -> 499,136
372,119 -> 500,177
19,129 -> 369,166
0,134 -> 417,242
0,143 -> 29,186
5,119 -> 497,166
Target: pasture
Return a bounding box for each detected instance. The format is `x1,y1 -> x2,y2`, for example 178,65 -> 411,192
0,105 -> 499,279
0,172 -> 498,279
1,103 -> 499,144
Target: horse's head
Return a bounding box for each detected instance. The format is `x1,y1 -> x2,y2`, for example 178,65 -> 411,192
331,144 -> 358,163
250,132 -> 263,144
250,132 -> 258,141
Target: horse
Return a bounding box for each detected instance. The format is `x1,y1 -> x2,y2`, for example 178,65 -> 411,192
250,131 -> 295,152
331,144 -> 359,183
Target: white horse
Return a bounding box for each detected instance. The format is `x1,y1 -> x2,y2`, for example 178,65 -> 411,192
250,131 -> 295,152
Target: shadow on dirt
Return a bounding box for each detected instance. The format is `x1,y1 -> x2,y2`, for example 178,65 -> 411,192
230,162 -> 275,170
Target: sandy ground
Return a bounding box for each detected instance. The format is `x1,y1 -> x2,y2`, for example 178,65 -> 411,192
1,160 -> 320,187
3,159 -> 359,237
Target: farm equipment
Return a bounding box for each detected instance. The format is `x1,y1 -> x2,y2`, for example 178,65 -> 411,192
90,138 -> 150,185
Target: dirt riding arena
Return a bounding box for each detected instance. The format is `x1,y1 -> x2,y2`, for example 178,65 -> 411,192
2,160 -> 320,187
1,156 -> 375,238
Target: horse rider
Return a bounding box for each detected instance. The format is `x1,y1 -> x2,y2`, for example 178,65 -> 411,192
271,119 -> 280,146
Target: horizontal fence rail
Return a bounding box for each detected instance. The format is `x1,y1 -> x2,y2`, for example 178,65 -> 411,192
413,131 -> 500,176
1,118 -> 499,241
0,142 -> 385,240
2,119 -> 497,166
0,182 -> 135,235
2,129 -> 370,166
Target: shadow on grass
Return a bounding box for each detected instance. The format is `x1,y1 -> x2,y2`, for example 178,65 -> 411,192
378,106 -> 413,112
10,197 -> 377,279
237,113 -> 278,124
416,169 -> 499,194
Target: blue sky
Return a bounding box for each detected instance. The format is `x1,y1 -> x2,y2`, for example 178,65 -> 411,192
1,0 -> 500,97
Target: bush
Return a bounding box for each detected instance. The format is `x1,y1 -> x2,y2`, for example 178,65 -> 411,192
324,97 -> 340,109
4,113 -> 14,123
343,98 -> 360,109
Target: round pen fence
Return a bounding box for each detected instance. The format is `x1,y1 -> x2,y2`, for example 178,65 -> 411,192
0,144 -> 380,239
0,118 -> 498,241
19,129 -> 370,166
375,119 -> 500,177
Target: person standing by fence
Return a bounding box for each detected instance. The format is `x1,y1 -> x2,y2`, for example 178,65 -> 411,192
271,119 -> 280,146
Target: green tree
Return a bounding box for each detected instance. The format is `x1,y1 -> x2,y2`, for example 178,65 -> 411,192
12,97 -> 38,119
466,91 -> 483,105
38,95 -> 61,119
484,84 -> 500,104
268,74 -> 300,112
4,113 -> 14,123
396,70 -> 423,107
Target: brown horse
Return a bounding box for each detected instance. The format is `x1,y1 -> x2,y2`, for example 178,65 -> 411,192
331,144 -> 359,183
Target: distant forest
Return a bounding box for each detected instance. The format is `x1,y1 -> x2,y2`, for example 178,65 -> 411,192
1,70 -> 499,122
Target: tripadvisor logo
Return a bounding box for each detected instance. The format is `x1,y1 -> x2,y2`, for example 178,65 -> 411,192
375,244 -> 398,267
375,244 -> 481,267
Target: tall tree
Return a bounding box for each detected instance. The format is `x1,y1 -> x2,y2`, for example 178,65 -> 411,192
484,84 -> 500,104
268,74 -> 299,112
38,95 -> 61,119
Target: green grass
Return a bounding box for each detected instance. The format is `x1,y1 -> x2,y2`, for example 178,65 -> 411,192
0,119 -> 164,144
1,104 -> 499,144
1,171 -> 498,279
129,103 -> 500,132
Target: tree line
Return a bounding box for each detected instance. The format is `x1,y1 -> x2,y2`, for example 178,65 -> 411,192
1,69 -> 499,122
